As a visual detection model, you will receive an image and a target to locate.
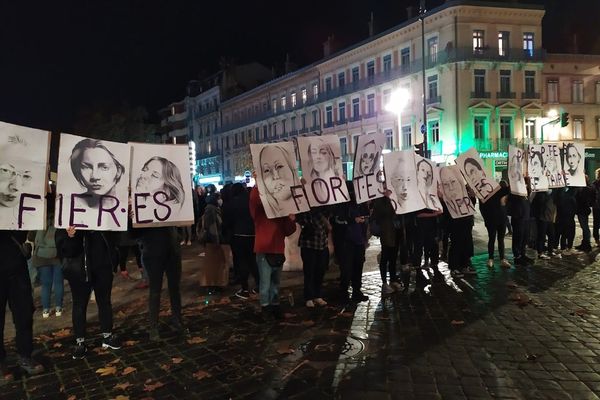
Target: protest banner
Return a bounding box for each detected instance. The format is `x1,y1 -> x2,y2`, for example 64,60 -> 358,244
563,142 -> 586,187
456,147 -> 499,203
352,132 -> 385,204
415,155 -> 443,212
438,165 -> 476,219
382,150 -> 425,214
508,145 -> 527,196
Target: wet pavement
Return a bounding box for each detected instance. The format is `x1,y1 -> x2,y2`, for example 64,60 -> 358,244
3,230 -> 600,399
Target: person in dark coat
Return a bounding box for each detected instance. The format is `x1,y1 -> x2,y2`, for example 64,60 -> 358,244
507,181 -> 533,266
575,176 -> 594,252
554,187 -> 577,254
531,191 -> 557,259
592,169 -> 600,246
55,227 -> 121,359
372,194 -> 402,294
480,181 -> 511,268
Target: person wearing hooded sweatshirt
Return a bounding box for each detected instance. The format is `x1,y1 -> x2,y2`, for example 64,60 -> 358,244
55,227 -> 121,359
249,185 -> 296,320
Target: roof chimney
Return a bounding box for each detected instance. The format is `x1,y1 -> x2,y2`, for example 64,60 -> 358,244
368,12 -> 374,36
572,33 -> 579,53
323,35 -> 335,57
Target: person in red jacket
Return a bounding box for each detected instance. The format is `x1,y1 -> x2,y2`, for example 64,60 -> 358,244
249,186 -> 296,320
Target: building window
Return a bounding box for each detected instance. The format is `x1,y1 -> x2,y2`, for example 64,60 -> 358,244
281,95 -> 286,110
523,32 -> 534,56
525,71 -> 536,95
255,127 -> 260,142
272,99 -> 277,113
547,80 -> 559,103
301,88 -> 307,104
351,67 -> 359,83
352,135 -> 360,154
428,37 -> 438,63
500,117 -> 512,139
340,137 -> 348,156
429,121 -> 440,144
234,133 -> 238,147
402,125 -> 412,149
282,120 -> 288,134
474,116 -> 486,140
573,118 -> 583,139
326,106 -> 333,126
367,61 -> 375,79
573,81 -> 584,103
428,75 -> 438,100
225,136 -> 230,149
313,83 -> 319,100
325,77 -> 332,91
291,116 -> 296,131
338,102 -> 346,123
384,129 -> 393,150
338,72 -> 345,87
367,93 -> 375,115
312,110 -> 318,127
263,125 -> 268,140
498,31 -> 509,56
301,114 -> 306,130
525,118 -> 536,139
472,30 -> 485,53
500,70 -> 511,95
273,123 -> 278,137
596,81 -> 600,104
383,89 -> 391,108
352,98 -> 360,119
383,54 -> 392,73
400,47 -> 410,69
291,92 -> 297,107
474,69 -> 486,96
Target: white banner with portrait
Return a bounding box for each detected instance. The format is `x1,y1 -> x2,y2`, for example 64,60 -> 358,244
297,135 -> 349,207
508,145 -> 527,196
382,150 -> 425,215
0,122 -> 50,230
415,155 -> 443,212
55,133 -> 130,231
438,165 -> 476,219
250,142 -> 309,219
352,132 -> 385,204
543,143 -> 565,188
456,147 -> 499,203
130,142 -> 194,227
563,142 -> 586,187
527,145 -> 549,192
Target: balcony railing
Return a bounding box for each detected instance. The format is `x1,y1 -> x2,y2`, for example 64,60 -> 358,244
323,121 -> 334,129
522,92 -> 540,99
496,91 -> 516,99
475,138 -> 493,151
471,91 -> 491,99
310,125 -> 320,132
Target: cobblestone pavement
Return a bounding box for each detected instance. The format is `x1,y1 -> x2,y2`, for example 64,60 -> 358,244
3,231 -> 600,399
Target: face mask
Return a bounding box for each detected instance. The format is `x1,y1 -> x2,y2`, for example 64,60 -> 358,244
217,199 -> 223,207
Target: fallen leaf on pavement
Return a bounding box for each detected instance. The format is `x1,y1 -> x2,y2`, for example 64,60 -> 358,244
67,395 -> 76,400
96,366 -> 117,376
187,337 -> 207,345
192,370 -> 211,380
36,334 -> 53,342
159,364 -> 170,372
451,320 -> 465,326
121,367 -> 137,376
143,381 -> 165,392
122,340 -> 139,347
301,320 -> 315,327
92,347 -> 109,355
572,309 -> 588,317
52,328 -> 71,338
108,358 -> 121,365
53,342 -> 63,348
171,357 -> 183,364
217,297 -> 231,305
276,345 -> 295,355
110,396 -> 130,400
114,382 -> 133,391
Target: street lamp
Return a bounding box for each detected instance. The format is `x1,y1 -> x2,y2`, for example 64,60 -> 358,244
385,88 -> 411,150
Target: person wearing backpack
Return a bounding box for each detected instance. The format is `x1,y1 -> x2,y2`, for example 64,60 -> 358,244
28,212 -> 62,319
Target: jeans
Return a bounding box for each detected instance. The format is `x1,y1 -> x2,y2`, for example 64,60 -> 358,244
536,219 -> 555,254
511,217 -> 527,258
558,219 -> 576,249
256,253 -> 281,306
340,243 -> 365,294
577,214 -> 591,246
67,266 -> 114,339
379,245 -> 398,284
413,217 -> 438,267
300,247 -> 329,301
143,245 -> 183,327
231,235 -> 259,291
0,266 -> 34,359
448,218 -> 473,270
38,264 -> 64,310
485,221 -> 506,259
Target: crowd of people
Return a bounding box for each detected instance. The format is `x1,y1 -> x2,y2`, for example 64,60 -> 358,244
2,168 -> 600,383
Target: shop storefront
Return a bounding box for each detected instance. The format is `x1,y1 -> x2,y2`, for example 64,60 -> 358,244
479,151 -> 508,181
584,148 -> 600,179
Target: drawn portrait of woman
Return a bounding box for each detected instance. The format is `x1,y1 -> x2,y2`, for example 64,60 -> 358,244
356,139 -> 380,177
135,156 -> 186,210
463,157 -> 494,200
69,139 -> 125,209
565,143 -> 582,177
416,158 -> 441,211
306,138 -> 342,203
0,134 -> 35,228
255,144 -> 303,217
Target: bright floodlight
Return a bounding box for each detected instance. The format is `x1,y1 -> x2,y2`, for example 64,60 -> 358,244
547,109 -> 558,118
385,88 -> 411,114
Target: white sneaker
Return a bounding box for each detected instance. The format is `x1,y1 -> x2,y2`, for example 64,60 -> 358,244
306,300 -> 315,308
42,310 -> 50,319
500,259 -> 511,268
538,253 -> 551,260
180,240 -> 185,245
314,298 -> 327,306
487,259 -> 494,268
562,248 -> 572,256
186,241 -> 192,246
55,307 -> 63,317
382,283 -> 395,294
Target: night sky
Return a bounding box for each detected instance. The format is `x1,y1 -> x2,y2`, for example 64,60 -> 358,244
0,0 -> 597,133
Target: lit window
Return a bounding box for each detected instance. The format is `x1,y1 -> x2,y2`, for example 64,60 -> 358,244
338,72 -> 345,87
281,96 -> 286,110
547,80 -> 559,103
384,129 -> 393,150
272,99 -> 277,113
498,31 -> 509,56
383,54 -> 392,72
523,32 -> 534,56
500,117 -> 512,139
291,92 -> 297,107
525,118 -> 536,139
301,88 -> 307,104
474,116 -> 486,140
429,121 -> 440,143
573,81 -> 584,103
573,118 -> 584,139
473,30 -> 484,53
313,83 -> 319,100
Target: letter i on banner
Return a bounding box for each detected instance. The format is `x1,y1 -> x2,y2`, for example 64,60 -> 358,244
297,135 -> 350,207
0,121 -> 50,230
352,132 -> 386,204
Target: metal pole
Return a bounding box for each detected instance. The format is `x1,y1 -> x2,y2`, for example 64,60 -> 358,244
420,1 -> 428,157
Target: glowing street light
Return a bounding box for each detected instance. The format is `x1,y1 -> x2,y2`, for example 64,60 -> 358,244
547,109 -> 558,118
385,88 -> 411,150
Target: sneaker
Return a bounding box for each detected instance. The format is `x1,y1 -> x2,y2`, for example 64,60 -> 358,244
42,309 -> 50,319
487,259 -> 494,268
72,342 -> 87,360
562,248 -> 572,256
305,300 -> 315,308
314,298 -> 327,306
55,307 -> 63,317
500,259 -> 511,268
250,288 -> 258,295
390,281 -> 403,291
381,283 -> 395,294
186,241 -> 192,246
0,360 -> 13,383
538,253 -> 551,260
235,289 -> 250,300
351,292 -> 369,302
552,252 -> 562,259
460,266 -> 477,275
17,356 -> 44,375
149,327 -> 160,341
180,240 -> 185,245
101,334 -> 121,350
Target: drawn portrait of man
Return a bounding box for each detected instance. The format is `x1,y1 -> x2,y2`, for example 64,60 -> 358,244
456,147 -> 499,203
383,150 -> 425,214
563,142 -> 586,187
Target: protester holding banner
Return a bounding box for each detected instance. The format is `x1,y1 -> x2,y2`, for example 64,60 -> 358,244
507,178 -> 533,266
198,193 -> 228,288
574,176 -> 594,252
442,186 -> 477,277
480,181 -> 511,269
55,226 -> 121,359
297,208 -> 331,308
249,185 -> 296,320
372,195 -> 402,294
554,187 -> 577,254
531,191 -> 557,259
